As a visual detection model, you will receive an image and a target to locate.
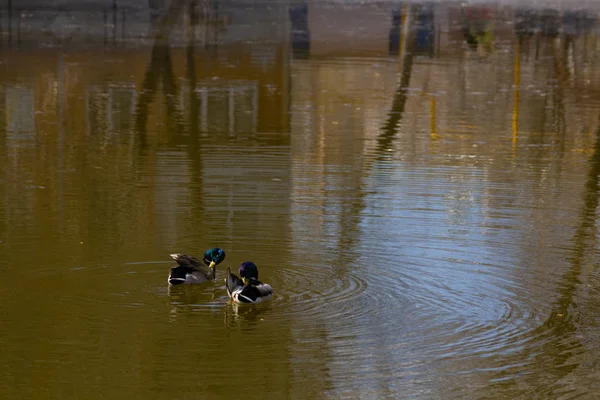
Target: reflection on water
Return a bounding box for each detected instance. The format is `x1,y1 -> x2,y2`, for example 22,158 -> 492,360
2,1 -> 600,399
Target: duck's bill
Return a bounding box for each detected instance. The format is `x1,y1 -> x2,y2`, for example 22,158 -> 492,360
209,261 -> 217,280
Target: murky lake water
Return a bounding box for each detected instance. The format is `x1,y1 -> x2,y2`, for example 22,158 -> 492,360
1,1 -> 600,398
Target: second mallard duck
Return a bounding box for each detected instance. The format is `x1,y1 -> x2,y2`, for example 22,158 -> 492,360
168,247 -> 225,285
225,261 -> 273,304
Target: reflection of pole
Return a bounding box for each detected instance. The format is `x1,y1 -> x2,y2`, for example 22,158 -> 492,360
290,2 -> 310,58
184,0 -> 205,222
113,0 -> 117,46
186,0 -> 198,134
398,4 -> 408,68
512,37 -> 521,152
16,8 -> 20,47
212,0 -> 219,48
436,22 -> 440,58
430,96 -> 438,140
57,54 -> 65,231
103,9 -> 108,45
7,0 -> 11,46
551,37 -> 568,141
122,11 -> 126,45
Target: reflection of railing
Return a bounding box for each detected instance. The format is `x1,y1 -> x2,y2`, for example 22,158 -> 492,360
181,80 -> 258,133
0,1 -> 232,49
85,84 -> 137,135
1,4 -> 133,48
3,85 -> 36,147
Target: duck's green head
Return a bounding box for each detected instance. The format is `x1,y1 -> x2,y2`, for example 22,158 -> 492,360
203,248 -> 226,272
238,261 -> 259,285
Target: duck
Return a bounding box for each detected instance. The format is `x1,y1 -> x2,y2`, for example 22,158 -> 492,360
168,247 -> 226,285
225,261 -> 273,304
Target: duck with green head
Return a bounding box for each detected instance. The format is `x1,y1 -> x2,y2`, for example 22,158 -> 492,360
168,247 -> 226,285
225,261 -> 273,304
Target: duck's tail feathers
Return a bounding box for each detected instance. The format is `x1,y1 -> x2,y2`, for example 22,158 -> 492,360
226,267 -> 244,298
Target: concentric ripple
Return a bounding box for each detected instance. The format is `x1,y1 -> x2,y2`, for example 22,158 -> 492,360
271,264 -> 368,319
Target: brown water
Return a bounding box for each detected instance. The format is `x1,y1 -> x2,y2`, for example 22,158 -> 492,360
1,1 -> 600,399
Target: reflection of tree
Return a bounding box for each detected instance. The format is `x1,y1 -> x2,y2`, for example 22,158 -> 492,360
135,0 -> 185,147
490,114 -> 600,395
537,111 -> 600,383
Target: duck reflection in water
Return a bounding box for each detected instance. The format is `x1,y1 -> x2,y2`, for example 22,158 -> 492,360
167,284 -> 222,321
225,300 -> 272,327
167,283 -> 213,306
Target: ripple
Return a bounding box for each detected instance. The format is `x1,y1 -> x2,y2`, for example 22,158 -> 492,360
269,264 -> 368,320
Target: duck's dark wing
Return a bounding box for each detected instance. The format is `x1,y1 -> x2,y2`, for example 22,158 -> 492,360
255,283 -> 273,298
170,254 -> 202,266
170,253 -> 212,275
226,267 -> 244,298
235,283 -> 273,304
168,265 -> 197,284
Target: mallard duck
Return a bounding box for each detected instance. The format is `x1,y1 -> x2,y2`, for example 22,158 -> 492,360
168,247 -> 226,285
225,261 -> 273,304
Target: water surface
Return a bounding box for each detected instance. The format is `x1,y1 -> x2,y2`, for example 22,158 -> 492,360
1,1 -> 600,399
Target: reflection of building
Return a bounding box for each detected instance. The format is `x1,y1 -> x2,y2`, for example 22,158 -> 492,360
181,79 -> 258,134
0,43 -> 290,140
86,84 -> 137,135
